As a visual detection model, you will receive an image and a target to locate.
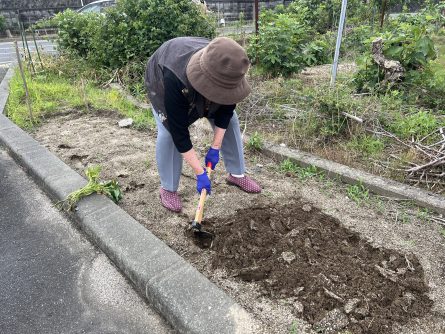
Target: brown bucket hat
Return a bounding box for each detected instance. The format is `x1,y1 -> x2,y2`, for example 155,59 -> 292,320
186,37 -> 251,105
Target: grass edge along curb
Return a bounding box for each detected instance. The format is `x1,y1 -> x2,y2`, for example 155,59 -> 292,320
261,142 -> 445,216
0,69 -> 259,334
111,82 -> 445,216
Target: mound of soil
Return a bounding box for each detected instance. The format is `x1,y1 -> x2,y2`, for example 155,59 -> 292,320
199,199 -> 433,334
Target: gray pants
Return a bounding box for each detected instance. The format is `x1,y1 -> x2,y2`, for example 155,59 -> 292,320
153,111 -> 245,192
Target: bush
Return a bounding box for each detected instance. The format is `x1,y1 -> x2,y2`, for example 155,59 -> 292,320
302,36 -> 332,66
248,9 -> 312,77
49,10 -> 103,58
389,109 -> 440,140
49,0 -> 216,69
286,0 -> 374,34
354,22 -> 437,92
0,15 -> 6,33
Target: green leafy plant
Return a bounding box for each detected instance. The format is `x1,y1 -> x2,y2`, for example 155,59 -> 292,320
45,0 -> 216,69
57,165 -> 123,211
289,320 -> 299,334
248,9 -> 312,77
347,135 -> 385,157
0,14 -> 6,33
302,37 -> 331,66
247,131 -> 264,151
347,181 -> 369,204
390,110 -> 439,140
354,21 -> 437,92
279,159 -> 322,181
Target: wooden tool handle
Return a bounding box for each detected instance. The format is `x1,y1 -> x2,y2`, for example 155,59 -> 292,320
193,162 -> 212,223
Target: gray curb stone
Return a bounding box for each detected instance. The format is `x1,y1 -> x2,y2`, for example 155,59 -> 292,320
261,143 -> 445,215
0,68 -> 258,334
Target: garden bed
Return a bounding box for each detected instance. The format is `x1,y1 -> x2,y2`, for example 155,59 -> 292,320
30,108 -> 445,334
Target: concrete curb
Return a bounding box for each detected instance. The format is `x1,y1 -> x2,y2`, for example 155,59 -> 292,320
261,143 -> 445,215
0,69 -> 258,333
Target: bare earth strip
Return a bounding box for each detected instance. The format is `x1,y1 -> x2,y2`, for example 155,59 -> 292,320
33,109 -> 445,334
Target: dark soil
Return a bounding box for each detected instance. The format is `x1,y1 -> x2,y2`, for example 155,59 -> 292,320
193,198 -> 433,334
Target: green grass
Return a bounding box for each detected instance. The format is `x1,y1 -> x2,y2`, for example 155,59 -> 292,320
6,69 -> 153,130
347,135 -> 385,157
247,131 -> 264,151
279,159 -> 323,181
346,181 -> 369,204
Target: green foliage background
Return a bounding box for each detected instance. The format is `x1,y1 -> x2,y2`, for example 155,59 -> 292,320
0,15 -> 6,32
45,0 -> 216,69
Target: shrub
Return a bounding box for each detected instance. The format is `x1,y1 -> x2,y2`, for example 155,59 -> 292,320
49,0 -> 216,69
0,15 -> 6,33
248,9 -> 312,77
389,110 -> 440,140
286,0 -> 374,34
354,22 -> 437,92
48,10 -> 103,58
302,37 -> 332,66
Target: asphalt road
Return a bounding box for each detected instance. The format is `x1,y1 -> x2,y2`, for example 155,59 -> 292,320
0,147 -> 174,334
0,39 -> 57,65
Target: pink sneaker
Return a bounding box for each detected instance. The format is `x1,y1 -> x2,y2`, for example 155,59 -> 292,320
159,188 -> 182,212
226,175 -> 262,193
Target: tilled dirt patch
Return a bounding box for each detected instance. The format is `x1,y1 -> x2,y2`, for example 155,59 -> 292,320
31,109 -> 445,334
195,200 -> 432,334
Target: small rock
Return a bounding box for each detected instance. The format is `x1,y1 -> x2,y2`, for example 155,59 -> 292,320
249,220 -> 258,231
282,251 -> 296,264
256,164 -> 264,168
288,229 -> 299,237
314,308 -> 349,334
279,143 -> 286,147
118,118 -> 133,127
293,301 -> 304,313
344,298 -> 360,314
354,307 -> 369,318
302,204 -> 312,212
396,267 -> 407,275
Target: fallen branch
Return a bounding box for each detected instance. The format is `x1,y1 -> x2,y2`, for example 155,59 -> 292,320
406,155 -> 445,173
341,112 -> 363,123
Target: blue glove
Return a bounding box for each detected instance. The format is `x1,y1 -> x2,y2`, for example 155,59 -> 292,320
205,147 -> 220,170
196,170 -> 211,195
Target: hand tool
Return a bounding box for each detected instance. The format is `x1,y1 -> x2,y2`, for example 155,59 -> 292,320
191,162 -> 215,240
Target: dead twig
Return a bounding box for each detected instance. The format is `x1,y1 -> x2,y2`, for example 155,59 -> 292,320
323,287 -> 345,303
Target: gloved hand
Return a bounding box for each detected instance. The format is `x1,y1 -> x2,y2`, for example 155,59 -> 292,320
196,170 -> 211,195
205,147 -> 220,170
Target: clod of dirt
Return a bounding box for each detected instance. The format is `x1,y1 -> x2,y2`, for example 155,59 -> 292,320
292,300 -> 304,313
203,199 -> 433,334
281,251 -> 296,264
314,308 -> 349,334
302,204 -> 312,212
344,298 -> 360,314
